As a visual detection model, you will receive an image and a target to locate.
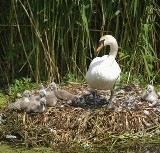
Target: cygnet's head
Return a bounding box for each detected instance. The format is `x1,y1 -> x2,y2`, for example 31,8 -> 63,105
49,82 -> 58,91
146,85 -> 154,93
38,89 -> 46,98
40,97 -> 46,106
96,35 -> 117,52
38,83 -> 44,90
23,90 -> 31,98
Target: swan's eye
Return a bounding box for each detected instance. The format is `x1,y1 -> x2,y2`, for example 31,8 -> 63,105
99,39 -> 105,46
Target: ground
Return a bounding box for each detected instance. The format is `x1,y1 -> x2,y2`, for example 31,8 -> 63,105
0,83 -> 160,150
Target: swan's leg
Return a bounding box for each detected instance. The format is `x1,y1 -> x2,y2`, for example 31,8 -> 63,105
108,88 -> 114,103
108,76 -> 120,104
93,89 -> 98,106
90,89 -> 97,106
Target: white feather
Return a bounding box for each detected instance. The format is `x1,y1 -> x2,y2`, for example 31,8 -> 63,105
86,35 -> 121,90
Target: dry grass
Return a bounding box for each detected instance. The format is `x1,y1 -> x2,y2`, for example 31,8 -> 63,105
1,84 -> 160,147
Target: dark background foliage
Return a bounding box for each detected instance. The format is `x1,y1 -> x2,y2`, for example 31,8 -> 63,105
0,0 -> 159,89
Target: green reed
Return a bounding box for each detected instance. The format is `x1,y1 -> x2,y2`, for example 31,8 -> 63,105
0,0 -> 159,86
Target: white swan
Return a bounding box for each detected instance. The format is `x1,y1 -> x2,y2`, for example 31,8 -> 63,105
86,35 -> 121,101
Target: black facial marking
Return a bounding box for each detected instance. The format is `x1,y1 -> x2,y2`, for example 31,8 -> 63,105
99,39 -> 105,46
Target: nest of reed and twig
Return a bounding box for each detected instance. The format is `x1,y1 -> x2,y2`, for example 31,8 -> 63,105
0,83 -> 160,147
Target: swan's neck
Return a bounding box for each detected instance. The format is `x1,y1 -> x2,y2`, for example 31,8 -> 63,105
103,41 -> 118,66
108,41 -> 118,57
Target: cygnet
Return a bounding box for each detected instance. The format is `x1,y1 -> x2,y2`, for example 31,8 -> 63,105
26,97 -> 46,113
49,82 -> 77,101
141,85 -> 158,103
21,89 -> 46,110
7,90 -> 31,111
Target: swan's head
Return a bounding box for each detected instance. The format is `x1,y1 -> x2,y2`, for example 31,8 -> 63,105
96,35 -> 117,52
146,85 -> 154,93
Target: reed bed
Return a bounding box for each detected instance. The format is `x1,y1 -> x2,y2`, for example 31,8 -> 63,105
0,0 -> 159,87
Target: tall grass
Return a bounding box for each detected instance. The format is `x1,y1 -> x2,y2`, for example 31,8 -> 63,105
0,0 -> 159,87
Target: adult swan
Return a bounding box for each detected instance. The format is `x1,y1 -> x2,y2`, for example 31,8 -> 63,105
85,35 -> 121,103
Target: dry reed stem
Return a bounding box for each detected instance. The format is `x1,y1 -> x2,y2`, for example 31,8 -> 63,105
1,103 -> 160,147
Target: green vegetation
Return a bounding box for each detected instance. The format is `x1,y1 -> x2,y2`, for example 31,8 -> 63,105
1,134 -> 160,152
63,72 -> 85,84
0,0 -> 159,87
0,1 -> 160,152
0,92 -> 8,107
0,144 -> 56,153
9,78 -> 37,95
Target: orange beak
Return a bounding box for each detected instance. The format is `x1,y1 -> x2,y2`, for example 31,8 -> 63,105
96,43 -> 104,52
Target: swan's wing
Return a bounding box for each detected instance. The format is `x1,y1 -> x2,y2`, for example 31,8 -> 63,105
46,91 -> 57,106
99,55 -> 109,60
54,90 -> 76,101
88,55 -> 108,69
141,89 -> 148,100
7,101 -> 21,110
86,57 -> 121,90
8,97 -> 29,110
26,102 -> 38,113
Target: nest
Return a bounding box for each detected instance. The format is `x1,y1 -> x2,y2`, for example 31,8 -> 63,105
0,83 -> 160,147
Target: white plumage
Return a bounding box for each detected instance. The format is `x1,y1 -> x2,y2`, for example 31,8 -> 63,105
86,35 -> 121,91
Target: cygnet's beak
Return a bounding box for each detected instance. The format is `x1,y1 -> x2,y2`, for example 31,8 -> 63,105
146,90 -> 149,94
96,43 -> 104,52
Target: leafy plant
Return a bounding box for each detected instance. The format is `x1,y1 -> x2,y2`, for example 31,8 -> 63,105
9,78 -> 36,95
63,73 -> 85,84
0,91 -> 8,107
120,72 -> 148,86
